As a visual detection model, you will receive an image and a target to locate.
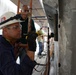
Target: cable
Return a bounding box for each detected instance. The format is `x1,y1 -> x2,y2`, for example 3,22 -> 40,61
33,66 -> 46,72
36,63 -> 46,66
0,14 -> 22,25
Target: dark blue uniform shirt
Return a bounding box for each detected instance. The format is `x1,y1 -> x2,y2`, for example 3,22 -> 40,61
0,36 -> 36,75
20,18 -> 36,44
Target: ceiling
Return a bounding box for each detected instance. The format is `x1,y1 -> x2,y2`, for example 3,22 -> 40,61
43,3 -> 57,32
10,0 -> 49,28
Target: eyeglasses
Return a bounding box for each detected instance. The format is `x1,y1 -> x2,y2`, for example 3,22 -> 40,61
7,24 -> 22,30
22,10 -> 29,12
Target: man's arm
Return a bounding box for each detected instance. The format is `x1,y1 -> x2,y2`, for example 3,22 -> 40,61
0,48 -> 36,75
27,51 -> 35,61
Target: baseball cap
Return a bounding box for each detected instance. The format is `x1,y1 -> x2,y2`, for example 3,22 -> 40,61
0,12 -> 22,29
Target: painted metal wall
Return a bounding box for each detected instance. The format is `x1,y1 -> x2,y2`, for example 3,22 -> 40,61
43,0 -> 76,75
59,0 -> 76,75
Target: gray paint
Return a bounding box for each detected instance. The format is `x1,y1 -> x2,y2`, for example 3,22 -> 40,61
43,3 -> 56,32
70,12 -> 76,75
43,0 -> 76,75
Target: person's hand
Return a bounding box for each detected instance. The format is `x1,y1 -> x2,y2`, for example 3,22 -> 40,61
27,32 -> 38,52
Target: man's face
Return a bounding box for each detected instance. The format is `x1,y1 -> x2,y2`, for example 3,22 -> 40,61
4,22 -> 22,40
21,5 -> 29,19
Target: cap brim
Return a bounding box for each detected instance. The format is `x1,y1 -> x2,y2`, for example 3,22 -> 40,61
0,19 -> 22,29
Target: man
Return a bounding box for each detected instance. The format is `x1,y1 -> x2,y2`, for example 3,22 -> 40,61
20,5 -> 36,44
19,5 -> 36,62
0,12 -> 37,75
37,28 -> 44,56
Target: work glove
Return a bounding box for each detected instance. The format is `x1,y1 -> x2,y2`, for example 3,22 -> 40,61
27,32 -> 38,52
49,33 -> 54,39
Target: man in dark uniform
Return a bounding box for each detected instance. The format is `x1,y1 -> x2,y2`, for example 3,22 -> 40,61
0,12 -> 37,75
19,5 -> 36,62
20,5 -> 36,44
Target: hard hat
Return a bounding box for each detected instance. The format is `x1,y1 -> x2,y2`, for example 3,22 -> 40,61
0,12 -> 22,29
36,30 -> 43,35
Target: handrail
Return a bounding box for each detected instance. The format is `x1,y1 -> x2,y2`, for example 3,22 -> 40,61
17,0 -> 20,14
28,0 -> 32,32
